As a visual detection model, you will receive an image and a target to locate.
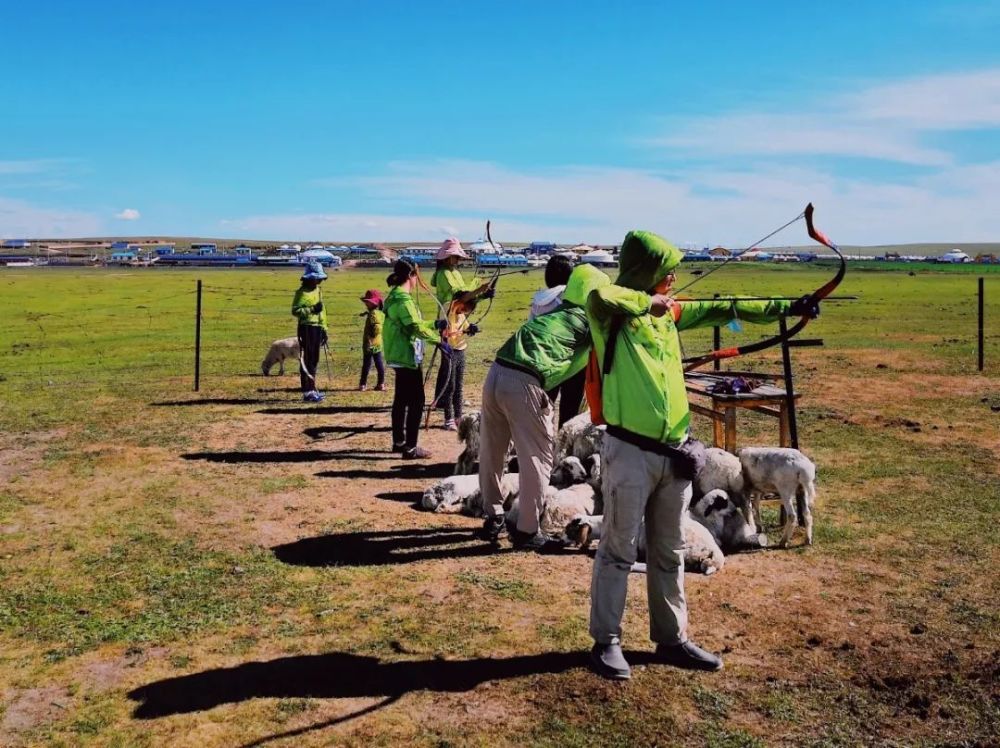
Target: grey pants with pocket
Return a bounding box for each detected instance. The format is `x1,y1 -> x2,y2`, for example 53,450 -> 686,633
589,433 -> 692,646
479,363 -> 555,535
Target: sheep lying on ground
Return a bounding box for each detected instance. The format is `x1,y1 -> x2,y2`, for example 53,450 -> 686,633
564,513 -> 725,575
555,412 -> 605,461
261,336 -> 299,376
694,447 -> 752,525
421,473 -> 520,515
539,483 -> 596,537
550,455 -> 588,488
689,489 -> 768,552
738,447 -> 817,546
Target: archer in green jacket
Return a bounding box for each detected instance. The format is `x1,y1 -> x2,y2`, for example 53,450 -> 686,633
479,264 -> 610,550
383,258 -> 447,459
587,229 -> 818,682
291,261 -> 330,402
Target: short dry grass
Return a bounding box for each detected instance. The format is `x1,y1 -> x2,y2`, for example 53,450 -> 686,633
0,265 -> 998,747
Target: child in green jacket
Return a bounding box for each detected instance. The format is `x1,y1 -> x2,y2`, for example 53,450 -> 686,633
358,288 -> 386,391
383,258 -> 448,459
291,261 -> 329,403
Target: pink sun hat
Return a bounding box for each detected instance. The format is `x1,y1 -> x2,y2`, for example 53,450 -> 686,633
436,237 -> 469,261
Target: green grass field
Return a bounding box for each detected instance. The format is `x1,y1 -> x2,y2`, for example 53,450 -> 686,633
0,265 -> 998,747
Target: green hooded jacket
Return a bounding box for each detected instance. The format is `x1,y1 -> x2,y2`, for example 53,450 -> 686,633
383,286 -> 440,369
431,267 -> 474,312
587,230 -> 790,445
363,308 -> 384,353
495,264 -> 610,390
291,286 -> 328,329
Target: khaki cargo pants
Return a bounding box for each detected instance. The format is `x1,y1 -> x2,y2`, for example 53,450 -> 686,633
589,433 -> 692,646
479,363 -> 555,535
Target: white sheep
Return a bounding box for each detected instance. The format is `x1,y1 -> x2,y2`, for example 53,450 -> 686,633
422,473 -> 520,515
695,447 -> 751,526
738,447 -> 817,547
689,489 -> 768,552
261,336 -> 300,376
539,483 -> 596,538
550,455 -> 588,488
555,412 -> 605,461
453,411 -> 481,475
563,513 -> 725,576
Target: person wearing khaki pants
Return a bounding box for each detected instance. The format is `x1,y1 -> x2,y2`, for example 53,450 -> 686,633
478,264 -> 610,551
586,229 -> 816,679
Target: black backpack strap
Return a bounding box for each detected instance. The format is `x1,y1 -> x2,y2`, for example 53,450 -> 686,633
602,315 -> 625,375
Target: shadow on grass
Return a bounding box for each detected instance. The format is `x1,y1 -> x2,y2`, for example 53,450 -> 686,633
273,527 -> 495,567
304,424 -> 392,440
181,449 -> 397,464
152,397 -> 287,407
374,489 -> 423,504
258,405 -> 392,415
128,649 -> 634,720
316,462 -> 454,480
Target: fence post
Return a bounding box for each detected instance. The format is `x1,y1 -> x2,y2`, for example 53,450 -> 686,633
779,315 -> 798,449
194,279 -> 202,392
713,293 -> 721,371
979,277 -> 985,372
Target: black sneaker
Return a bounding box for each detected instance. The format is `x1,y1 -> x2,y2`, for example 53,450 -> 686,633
589,642 -> 631,680
510,529 -> 570,553
654,641 -> 723,671
476,515 -> 506,543
402,446 -> 431,460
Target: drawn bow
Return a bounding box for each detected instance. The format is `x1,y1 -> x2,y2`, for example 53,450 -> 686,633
681,203 -> 846,372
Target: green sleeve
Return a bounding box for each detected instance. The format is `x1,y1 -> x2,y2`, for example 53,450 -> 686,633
676,298 -> 790,331
587,285 -> 652,321
291,289 -> 312,322
398,296 -> 440,342
370,310 -> 383,341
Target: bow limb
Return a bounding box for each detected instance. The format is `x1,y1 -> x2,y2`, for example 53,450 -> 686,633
682,202 -> 845,372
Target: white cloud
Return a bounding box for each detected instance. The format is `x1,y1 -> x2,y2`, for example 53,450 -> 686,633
0,197 -> 103,239
646,68 -> 1000,165
115,208 -> 141,220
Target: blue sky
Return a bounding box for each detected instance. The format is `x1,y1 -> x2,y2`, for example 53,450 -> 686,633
2,0 -> 999,244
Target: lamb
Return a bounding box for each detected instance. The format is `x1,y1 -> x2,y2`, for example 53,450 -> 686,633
421,473 -> 520,515
454,411 -> 481,475
539,483 -> 596,538
738,447 -> 817,547
550,455 -> 588,488
555,412 -> 605,461
261,336 -> 300,376
689,489 -> 768,552
694,447 -> 750,526
564,513 -> 725,576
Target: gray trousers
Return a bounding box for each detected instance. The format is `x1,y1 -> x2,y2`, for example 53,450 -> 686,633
590,434 -> 692,646
479,363 -> 555,535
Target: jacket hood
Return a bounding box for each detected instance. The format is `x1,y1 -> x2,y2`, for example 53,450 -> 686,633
614,230 -> 683,291
563,263 -> 610,306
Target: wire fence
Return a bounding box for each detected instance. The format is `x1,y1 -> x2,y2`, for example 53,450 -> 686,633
1,271 -> 995,397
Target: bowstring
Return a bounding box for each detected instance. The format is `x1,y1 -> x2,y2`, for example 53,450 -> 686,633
673,210 -> 806,295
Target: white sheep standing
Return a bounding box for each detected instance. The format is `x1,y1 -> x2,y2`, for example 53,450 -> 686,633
563,513 -> 725,576
689,489 -> 768,552
261,336 -> 300,376
422,473 -> 520,516
453,411 -> 481,475
738,447 -> 817,547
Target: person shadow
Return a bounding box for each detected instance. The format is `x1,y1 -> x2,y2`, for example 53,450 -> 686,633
273,527 -> 501,567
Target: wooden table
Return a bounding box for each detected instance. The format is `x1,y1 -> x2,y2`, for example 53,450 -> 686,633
685,371 -> 799,453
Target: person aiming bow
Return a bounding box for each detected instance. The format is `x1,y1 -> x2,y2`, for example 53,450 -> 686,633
586,230 -> 818,680
429,238 -> 494,430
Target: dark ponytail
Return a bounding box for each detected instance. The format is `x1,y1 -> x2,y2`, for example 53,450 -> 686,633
387,257 -> 418,287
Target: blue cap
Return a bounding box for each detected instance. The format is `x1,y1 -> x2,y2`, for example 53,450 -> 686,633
301,260 -> 327,281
